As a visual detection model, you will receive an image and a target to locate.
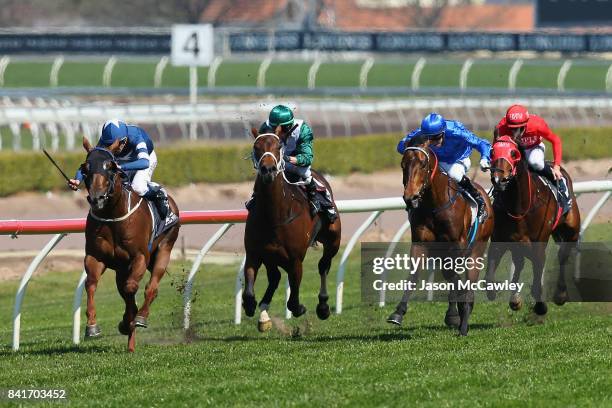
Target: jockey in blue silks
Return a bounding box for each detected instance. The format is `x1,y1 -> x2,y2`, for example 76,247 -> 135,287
397,113 -> 491,222
68,119 -> 172,220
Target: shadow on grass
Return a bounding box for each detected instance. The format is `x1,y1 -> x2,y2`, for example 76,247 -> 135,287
0,343 -> 114,356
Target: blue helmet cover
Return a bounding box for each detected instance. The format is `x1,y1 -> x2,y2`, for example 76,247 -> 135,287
420,113 -> 446,136
100,119 -> 128,145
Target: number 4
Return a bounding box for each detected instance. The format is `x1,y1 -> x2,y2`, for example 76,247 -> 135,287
183,32 -> 200,57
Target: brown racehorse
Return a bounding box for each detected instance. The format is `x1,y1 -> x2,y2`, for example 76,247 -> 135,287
387,136 -> 494,336
243,127 -> 341,332
485,136 -> 580,315
79,137 -> 180,352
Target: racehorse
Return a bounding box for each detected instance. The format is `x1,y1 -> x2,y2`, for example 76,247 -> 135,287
80,137 -> 180,352
485,136 -> 580,314
387,136 -> 494,336
243,126 -> 341,332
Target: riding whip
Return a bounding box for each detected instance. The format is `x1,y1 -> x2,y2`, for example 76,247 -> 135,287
43,148 -> 71,182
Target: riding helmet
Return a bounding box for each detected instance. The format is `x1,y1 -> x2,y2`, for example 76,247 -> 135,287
505,105 -> 529,128
100,119 -> 129,145
268,105 -> 294,127
420,113 -> 446,136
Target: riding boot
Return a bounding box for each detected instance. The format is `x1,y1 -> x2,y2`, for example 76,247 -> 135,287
145,185 -> 169,219
458,176 -> 486,223
536,164 -> 571,212
306,178 -> 321,217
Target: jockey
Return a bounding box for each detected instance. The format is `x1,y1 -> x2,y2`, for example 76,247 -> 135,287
248,104 -> 337,221
397,113 -> 491,222
494,104 -> 570,209
68,119 -> 172,220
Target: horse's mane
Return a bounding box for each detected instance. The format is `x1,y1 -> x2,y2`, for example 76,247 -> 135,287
406,134 -> 429,148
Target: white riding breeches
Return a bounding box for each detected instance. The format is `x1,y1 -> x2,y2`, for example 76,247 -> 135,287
440,157 -> 471,182
285,162 -> 312,182
131,150 -> 157,196
525,143 -> 546,171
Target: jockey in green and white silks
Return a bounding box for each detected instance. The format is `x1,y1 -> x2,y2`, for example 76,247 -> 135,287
247,104 -> 336,220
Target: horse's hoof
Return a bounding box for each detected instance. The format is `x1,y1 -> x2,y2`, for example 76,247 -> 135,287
444,312 -> 460,329
118,320 -> 131,336
134,316 -> 148,328
243,295 -> 257,317
288,303 -> 307,318
509,295 -> 523,311
386,312 -> 403,326
85,324 -> 101,338
553,290 -> 568,306
316,303 -> 330,320
258,319 -> 272,333
533,302 -> 548,316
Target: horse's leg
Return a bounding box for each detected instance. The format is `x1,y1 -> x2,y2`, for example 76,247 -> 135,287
136,245 -> 172,328
553,217 -> 580,306
316,238 -> 339,321
485,243 -> 506,301
84,255 -> 105,338
122,254 -> 147,352
530,244 -> 548,316
257,264 -> 281,332
387,274 -> 415,325
456,264 -> 480,336
286,260 -> 306,317
387,244 -> 424,326
509,250 -> 526,311
242,255 -> 262,317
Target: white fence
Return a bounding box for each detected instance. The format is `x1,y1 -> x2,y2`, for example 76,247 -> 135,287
2,96 -> 612,150
4,180 -> 612,351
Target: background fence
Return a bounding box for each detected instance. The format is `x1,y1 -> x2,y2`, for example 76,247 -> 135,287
2,96 -> 612,150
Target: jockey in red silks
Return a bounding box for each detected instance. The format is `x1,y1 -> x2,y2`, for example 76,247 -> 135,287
494,104 -> 570,209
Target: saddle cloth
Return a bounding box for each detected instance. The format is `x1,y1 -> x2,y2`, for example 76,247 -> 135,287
145,200 -> 179,251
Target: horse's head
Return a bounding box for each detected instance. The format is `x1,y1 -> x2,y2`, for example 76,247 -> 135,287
80,136 -> 123,210
401,136 -> 437,209
251,126 -> 285,185
490,135 -> 522,192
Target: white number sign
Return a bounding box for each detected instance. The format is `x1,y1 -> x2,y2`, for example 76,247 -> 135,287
171,24 -> 214,67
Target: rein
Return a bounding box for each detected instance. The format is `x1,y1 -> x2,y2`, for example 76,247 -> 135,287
404,146 -> 438,183
89,190 -> 144,223
497,163 -> 534,220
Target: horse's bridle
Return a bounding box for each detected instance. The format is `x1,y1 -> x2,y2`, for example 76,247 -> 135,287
84,147 -> 122,206
252,133 -> 286,176
403,146 -> 438,201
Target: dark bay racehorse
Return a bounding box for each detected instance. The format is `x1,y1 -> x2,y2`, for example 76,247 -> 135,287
80,137 -> 180,352
243,127 -> 341,332
387,136 -> 494,335
485,136 -> 580,314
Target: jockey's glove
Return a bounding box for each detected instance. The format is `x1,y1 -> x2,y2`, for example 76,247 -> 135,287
480,159 -> 491,171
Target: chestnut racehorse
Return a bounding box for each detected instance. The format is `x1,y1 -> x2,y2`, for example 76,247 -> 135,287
243,127 -> 341,332
387,136 -> 494,336
485,136 -> 580,315
80,137 -> 180,352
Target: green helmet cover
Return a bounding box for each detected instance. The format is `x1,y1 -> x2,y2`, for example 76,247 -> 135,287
268,105 -> 294,127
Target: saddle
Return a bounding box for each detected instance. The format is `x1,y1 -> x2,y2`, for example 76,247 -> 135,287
285,173 -> 335,210
536,172 -> 571,229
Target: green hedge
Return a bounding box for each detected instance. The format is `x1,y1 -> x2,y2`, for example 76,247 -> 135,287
0,128 -> 609,197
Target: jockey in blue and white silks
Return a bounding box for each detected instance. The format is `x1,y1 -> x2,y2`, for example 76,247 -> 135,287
397,113 -> 491,221
68,119 -> 172,220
